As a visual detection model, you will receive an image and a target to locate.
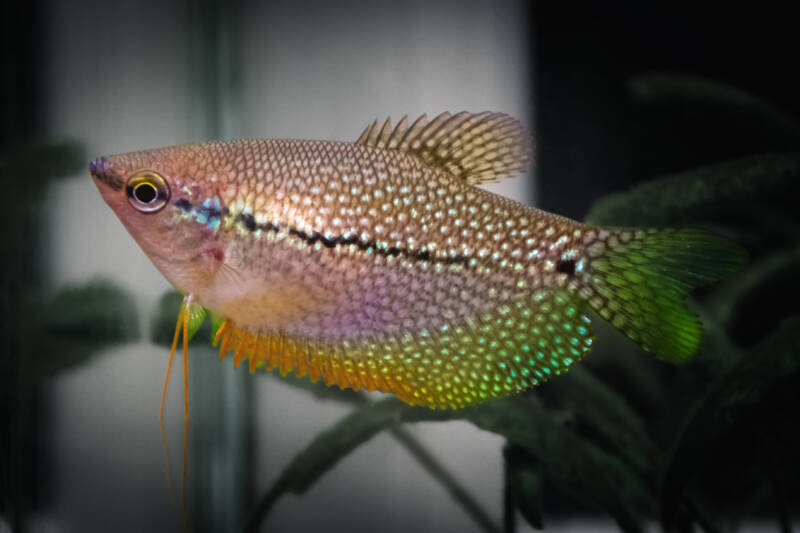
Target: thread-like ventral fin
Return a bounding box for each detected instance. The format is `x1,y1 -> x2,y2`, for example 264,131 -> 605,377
355,111 -> 533,185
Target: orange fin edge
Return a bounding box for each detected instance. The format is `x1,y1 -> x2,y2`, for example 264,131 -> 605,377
212,321 -> 418,402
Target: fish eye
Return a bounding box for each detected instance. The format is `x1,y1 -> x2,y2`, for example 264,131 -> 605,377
126,171 -> 170,212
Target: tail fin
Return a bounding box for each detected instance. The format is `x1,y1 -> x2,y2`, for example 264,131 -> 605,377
581,228 -> 746,363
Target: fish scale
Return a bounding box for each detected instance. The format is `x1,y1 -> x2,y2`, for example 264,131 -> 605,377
91,111 -> 745,408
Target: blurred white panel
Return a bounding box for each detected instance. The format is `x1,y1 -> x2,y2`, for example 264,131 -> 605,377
241,0 -> 533,201
42,0 -> 190,307
42,344 -> 186,533
254,378 -> 506,533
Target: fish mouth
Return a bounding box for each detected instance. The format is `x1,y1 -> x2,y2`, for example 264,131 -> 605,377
89,156 -> 124,191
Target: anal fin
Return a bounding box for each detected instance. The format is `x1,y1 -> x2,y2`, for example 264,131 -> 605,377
213,289 -> 595,410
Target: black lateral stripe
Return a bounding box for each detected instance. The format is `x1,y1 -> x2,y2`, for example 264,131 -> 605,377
174,198 -> 471,266
174,197 -> 228,219
174,198 -> 192,210
285,227 -> 470,265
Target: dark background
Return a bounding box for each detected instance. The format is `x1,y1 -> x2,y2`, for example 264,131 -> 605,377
533,3 -> 800,217
5,5 -> 800,198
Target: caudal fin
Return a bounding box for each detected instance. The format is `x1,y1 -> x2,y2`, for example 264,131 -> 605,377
580,228 -> 746,363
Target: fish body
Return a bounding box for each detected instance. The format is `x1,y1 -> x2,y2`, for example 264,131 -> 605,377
91,112 -> 744,408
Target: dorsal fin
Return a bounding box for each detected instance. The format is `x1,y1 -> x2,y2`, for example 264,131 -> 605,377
355,111 -> 533,185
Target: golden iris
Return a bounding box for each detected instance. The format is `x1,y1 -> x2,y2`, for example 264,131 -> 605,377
126,171 -> 170,212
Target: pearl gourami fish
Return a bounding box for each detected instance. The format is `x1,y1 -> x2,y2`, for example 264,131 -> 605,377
91,111 -> 744,406
90,113 -> 743,508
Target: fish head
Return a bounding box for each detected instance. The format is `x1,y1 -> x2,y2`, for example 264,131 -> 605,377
90,144 -> 221,291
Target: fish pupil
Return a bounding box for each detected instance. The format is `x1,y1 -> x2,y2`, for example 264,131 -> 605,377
135,183 -> 157,203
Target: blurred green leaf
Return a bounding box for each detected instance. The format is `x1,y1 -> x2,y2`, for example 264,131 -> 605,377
514,468 -> 544,530
583,321 -> 671,415
585,153 -> 800,252
541,367 -> 659,480
504,444 -> 544,530
706,246 -> 800,346
388,426 -> 502,533
244,398 -> 450,530
465,399 -> 652,532
0,139 -> 85,177
629,73 -> 800,153
34,279 -> 138,378
661,318 -> 800,528
0,140 -> 85,204
249,395 -> 654,532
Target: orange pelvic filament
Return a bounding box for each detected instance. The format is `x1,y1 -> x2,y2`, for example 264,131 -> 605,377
159,296 -> 191,531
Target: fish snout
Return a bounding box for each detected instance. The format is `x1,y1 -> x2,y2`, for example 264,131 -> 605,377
89,156 -> 124,191
89,157 -> 104,176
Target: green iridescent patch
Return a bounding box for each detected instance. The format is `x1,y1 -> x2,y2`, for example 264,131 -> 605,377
367,289 -> 595,409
